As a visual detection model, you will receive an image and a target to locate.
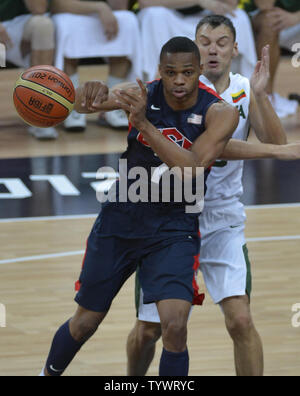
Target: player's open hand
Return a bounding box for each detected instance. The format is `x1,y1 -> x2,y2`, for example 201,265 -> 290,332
75,81 -> 109,113
250,45 -> 270,96
98,2 -> 119,40
200,0 -> 236,16
275,143 -> 300,161
114,79 -> 148,129
267,7 -> 300,32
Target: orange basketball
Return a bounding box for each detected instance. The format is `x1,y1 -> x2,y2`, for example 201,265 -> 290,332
13,65 -> 75,128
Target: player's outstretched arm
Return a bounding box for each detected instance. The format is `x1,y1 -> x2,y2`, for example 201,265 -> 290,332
74,81 -> 141,114
221,139 -> 300,161
24,0 -> 48,14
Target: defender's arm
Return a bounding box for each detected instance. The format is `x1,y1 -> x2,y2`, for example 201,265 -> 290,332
221,139 -> 300,161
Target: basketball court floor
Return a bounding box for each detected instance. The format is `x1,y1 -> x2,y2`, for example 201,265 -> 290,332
0,59 -> 300,376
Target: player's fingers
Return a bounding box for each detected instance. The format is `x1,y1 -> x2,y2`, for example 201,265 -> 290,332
136,79 -> 147,98
105,18 -> 119,41
81,83 -> 92,107
77,87 -> 86,107
116,89 -> 140,104
254,61 -> 261,75
92,84 -> 109,106
271,20 -> 283,32
115,98 -> 131,113
263,45 -> 270,70
114,90 -> 135,109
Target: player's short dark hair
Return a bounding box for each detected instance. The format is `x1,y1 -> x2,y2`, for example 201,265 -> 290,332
160,36 -> 201,64
196,15 -> 236,42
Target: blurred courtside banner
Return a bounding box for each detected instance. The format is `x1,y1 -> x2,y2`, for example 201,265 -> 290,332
0,43 -> 6,68
2,154 -> 300,219
0,304 -> 6,328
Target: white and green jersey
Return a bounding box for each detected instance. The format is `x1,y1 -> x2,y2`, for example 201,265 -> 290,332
200,73 -> 251,232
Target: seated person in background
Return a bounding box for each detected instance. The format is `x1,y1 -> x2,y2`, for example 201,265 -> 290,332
132,0 -> 257,81
51,0 -> 143,131
240,0 -> 300,118
0,0 -> 57,140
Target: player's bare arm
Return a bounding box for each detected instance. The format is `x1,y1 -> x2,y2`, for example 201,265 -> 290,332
254,0 -> 276,11
221,139 -> 300,161
107,0 -> 129,10
115,80 -> 239,173
139,0 -> 236,15
51,0 -> 118,41
249,45 -> 287,145
52,0 -> 110,15
24,0 -> 49,14
0,23 -> 12,48
138,1 -> 204,10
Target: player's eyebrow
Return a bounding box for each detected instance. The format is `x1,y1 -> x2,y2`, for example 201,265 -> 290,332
198,34 -> 230,41
165,64 -> 194,68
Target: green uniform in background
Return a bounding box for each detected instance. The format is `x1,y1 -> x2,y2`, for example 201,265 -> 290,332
130,1 -> 203,14
239,0 -> 300,13
0,0 -> 29,22
0,0 -> 51,22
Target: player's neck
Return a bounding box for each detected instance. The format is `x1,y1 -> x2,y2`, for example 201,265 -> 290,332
205,72 -> 231,95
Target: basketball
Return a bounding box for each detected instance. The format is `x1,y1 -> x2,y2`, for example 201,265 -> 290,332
13,65 -> 75,128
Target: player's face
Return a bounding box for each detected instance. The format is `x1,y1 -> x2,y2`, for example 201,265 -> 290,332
159,52 -> 201,108
195,24 -> 238,81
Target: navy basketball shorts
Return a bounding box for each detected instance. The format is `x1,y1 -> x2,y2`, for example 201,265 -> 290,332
74,226 -> 200,313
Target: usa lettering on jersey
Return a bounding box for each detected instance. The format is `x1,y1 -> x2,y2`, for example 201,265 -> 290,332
137,127 -> 193,150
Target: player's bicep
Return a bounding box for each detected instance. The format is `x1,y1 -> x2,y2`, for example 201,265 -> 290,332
190,101 -> 239,167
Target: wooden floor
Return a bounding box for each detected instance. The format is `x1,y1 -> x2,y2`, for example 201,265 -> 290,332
0,59 -> 300,376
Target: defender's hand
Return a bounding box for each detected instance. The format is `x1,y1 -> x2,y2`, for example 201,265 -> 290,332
275,143 -> 300,161
250,45 -> 270,96
75,81 -> 109,113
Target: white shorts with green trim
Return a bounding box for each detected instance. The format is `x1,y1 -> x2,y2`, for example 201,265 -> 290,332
136,220 -> 252,322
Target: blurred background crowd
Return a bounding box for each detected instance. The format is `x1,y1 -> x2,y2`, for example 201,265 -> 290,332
0,0 -> 299,139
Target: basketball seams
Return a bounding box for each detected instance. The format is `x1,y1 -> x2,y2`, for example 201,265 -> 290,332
21,67 -> 74,100
20,75 -> 74,105
14,87 -> 68,120
15,77 -> 74,113
13,65 -> 76,128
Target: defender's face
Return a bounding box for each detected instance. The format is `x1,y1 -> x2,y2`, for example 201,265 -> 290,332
195,24 -> 238,80
159,52 -> 201,105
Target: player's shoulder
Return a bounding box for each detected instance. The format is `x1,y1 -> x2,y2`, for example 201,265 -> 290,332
198,81 -> 222,101
206,98 -> 239,125
229,73 -> 250,91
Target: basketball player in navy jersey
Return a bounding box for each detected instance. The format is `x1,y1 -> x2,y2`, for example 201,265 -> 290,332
40,37 -> 239,376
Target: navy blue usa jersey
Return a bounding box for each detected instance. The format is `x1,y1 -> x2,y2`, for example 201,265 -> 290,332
123,79 -> 221,185
96,79 -> 221,238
